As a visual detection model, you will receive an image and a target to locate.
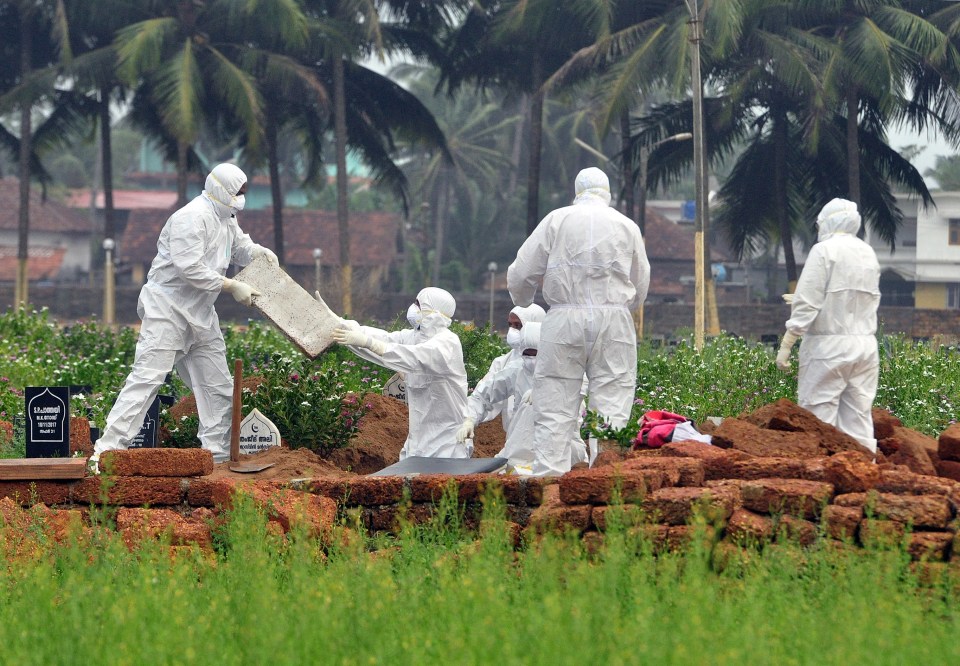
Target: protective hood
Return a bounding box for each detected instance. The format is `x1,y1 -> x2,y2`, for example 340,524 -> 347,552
816,198 -> 860,241
416,287 -> 456,337
519,321 -> 541,355
573,167 -> 612,205
203,163 -> 247,218
511,303 -> 546,327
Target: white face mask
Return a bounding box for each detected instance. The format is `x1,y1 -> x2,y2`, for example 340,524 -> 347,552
231,194 -> 246,213
506,328 -> 522,349
406,303 -> 422,328
522,355 -> 537,373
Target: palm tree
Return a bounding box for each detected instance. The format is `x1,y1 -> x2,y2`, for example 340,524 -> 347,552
113,0 -> 268,205
394,66 -> 519,285
442,0 -> 614,234
297,0 -> 454,313
0,0 -> 71,308
805,0 -> 960,232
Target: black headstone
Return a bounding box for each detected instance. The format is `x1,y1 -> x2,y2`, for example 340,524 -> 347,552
25,386 -> 70,458
129,395 -> 175,449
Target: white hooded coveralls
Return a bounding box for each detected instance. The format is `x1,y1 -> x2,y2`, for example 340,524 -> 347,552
786,198 -> 881,453
95,163 -> 257,461
349,287 -> 471,460
508,167 -> 650,476
467,303 -> 545,433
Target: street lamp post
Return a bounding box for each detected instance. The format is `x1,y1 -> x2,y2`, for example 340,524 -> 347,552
103,238 -> 115,327
685,0 -> 709,351
312,247 -> 323,295
487,261 -> 498,330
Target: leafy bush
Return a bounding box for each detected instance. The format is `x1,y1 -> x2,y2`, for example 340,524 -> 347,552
241,353 -> 387,453
452,321 -> 508,389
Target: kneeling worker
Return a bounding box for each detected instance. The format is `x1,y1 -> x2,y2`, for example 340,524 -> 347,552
332,287 -> 470,460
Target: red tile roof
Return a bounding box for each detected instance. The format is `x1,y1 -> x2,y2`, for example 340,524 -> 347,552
643,209 -> 733,262
0,246 -> 66,281
0,179 -> 91,233
121,206 -> 400,268
65,189 -> 178,210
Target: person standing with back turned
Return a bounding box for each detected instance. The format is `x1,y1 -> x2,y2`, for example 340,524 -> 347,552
508,167 -> 650,477
775,198 -> 881,455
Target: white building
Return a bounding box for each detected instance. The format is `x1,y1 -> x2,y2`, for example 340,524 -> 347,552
871,193 -> 960,309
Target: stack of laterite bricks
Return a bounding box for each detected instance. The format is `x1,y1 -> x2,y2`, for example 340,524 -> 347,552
0,449 -> 338,553
295,474 -> 547,534
524,399 -> 960,565
3,397 -> 960,564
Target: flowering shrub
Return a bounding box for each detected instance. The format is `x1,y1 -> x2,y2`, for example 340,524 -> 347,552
0,308 -> 957,459
241,353 -> 385,453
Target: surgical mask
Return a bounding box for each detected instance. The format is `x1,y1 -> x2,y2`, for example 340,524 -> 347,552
231,194 -> 246,213
406,303 -> 422,328
506,328 -> 522,349
522,355 -> 536,373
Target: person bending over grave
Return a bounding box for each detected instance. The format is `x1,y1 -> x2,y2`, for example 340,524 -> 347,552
91,163 -> 278,468
469,303 -> 545,434
332,287 -> 471,460
453,323 -> 557,474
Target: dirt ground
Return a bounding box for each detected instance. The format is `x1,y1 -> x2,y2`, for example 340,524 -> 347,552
208,393 -> 507,480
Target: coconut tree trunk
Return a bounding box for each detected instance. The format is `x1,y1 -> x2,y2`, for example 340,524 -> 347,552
773,108 -> 797,285
176,140 -> 188,206
526,53 -> 544,236
16,10 -> 33,310
333,52 -> 351,314
265,117 -> 285,266
99,90 -> 116,243
431,169 -> 448,285
846,86 -> 863,237
620,107 -> 634,221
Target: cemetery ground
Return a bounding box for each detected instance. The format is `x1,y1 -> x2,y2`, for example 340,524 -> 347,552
0,309 -> 960,661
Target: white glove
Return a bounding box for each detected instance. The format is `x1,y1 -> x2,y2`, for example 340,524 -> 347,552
252,244 -> 279,266
456,417 -> 475,443
782,293 -> 794,304
521,389 -> 533,406
315,291 -> 360,331
222,278 -> 261,306
775,330 -> 799,372
333,327 -> 387,355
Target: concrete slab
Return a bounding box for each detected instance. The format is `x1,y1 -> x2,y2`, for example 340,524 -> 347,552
234,255 -> 340,358
369,456 -> 508,477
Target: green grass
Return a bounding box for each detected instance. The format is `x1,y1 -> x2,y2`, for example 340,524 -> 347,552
0,498 -> 958,664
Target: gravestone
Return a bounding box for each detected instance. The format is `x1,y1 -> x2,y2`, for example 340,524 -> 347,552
382,373 -> 407,404
129,395 -> 175,449
238,408 -> 282,455
233,255 -> 341,358
25,386 -> 70,457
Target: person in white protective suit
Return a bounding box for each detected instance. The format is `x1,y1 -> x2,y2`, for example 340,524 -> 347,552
775,198 -> 881,454
332,287 -> 471,460
92,163 -> 279,465
468,303 -> 545,434
456,322 -> 541,473
508,167 -> 650,476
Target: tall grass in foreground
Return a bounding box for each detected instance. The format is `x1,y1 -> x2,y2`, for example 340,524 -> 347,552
0,496 -> 957,664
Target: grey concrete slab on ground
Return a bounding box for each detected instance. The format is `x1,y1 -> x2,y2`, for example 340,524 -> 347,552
234,256 -> 340,358
369,456 -> 508,477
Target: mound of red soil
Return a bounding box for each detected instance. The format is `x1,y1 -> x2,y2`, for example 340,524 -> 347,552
327,393 -> 508,474
209,446 -> 355,481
